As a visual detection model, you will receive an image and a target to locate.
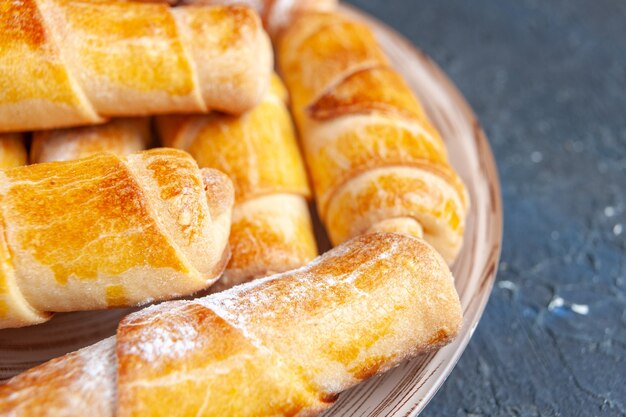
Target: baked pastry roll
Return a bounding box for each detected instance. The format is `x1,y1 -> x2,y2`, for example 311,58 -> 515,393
0,0 -> 272,132
30,118 -> 150,163
0,148 -> 234,328
0,232 -> 462,417
278,12 -> 469,263
0,134 -> 28,168
158,75 -> 317,289
179,0 -> 337,36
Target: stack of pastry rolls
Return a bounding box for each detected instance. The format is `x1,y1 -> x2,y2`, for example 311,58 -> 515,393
157,75 -> 317,290
278,11 -> 469,264
0,2 -> 471,416
0,0 -> 277,328
0,232 -> 463,417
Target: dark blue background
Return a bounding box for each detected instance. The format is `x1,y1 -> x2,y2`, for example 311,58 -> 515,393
344,1 -> 626,415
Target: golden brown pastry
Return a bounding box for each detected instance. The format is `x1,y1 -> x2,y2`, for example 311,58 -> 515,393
0,133 -> 28,168
0,232 -> 462,417
178,0 -> 337,36
0,148 -> 234,329
30,118 -> 150,163
278,12 -> 469,263
0,0 -> 272,133
157,75 -> 317,290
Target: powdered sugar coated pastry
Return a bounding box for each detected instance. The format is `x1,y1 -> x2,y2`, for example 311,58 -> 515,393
0,0 -> 272,132
0,337 -> 117,417
0,148 -> 234,328
0,232 -> 462,417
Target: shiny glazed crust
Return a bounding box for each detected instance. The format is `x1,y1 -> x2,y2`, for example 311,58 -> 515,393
158,75 -> 310,203
0,148 -> 234,328
277,12 -> 469,263
30,118 -> 151,163
0,0 -> 272,132
157,75 -> 317,287
214,193 -> 317,290
0,232 -> 463,417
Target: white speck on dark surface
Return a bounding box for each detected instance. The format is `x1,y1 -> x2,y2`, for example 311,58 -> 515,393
548,296 -> 564,311
570,304 -> 590,315
530,151 -> 543,163
497,280 -> 517,291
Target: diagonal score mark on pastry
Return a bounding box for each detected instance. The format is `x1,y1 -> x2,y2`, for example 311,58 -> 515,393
0,148 -> 234,328
157,74 -> 317,290
0,0 -> 272,133
277,12 -> 470,264
0,232 -> 463,417
176,0 -> 337,37
30,118 -> 151,163
0,133 -> 28,169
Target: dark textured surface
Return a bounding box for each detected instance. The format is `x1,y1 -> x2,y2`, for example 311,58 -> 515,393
344,0 -> 626,416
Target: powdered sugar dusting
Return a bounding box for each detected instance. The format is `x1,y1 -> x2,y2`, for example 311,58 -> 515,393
201,233 -> 403,313
76,336 -> 116,385
195,233 -> 406,334
124,302 -> 200,362
344,239 -> 399,285
115,234 -> 413,387
3,234 -> 428,417
122,301 -> 171,325
2,337 -> 118,417
126,322 -> 198,363
118,234 -> 403,365
73,337 -> 117,415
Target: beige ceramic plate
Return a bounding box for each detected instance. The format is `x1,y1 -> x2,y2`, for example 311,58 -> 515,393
0,5 -> 502,416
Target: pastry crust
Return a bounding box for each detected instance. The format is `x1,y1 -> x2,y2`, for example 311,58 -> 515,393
278,12 -> 469,263
0,232 -> 462,417
178,0 -> 337,36
30,118 -> 150,163
0,0 -> 272,132
0,133 -> 28,168
215,193 -> 317,290
158,75 -> 317,288
0,148 -> 234,328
